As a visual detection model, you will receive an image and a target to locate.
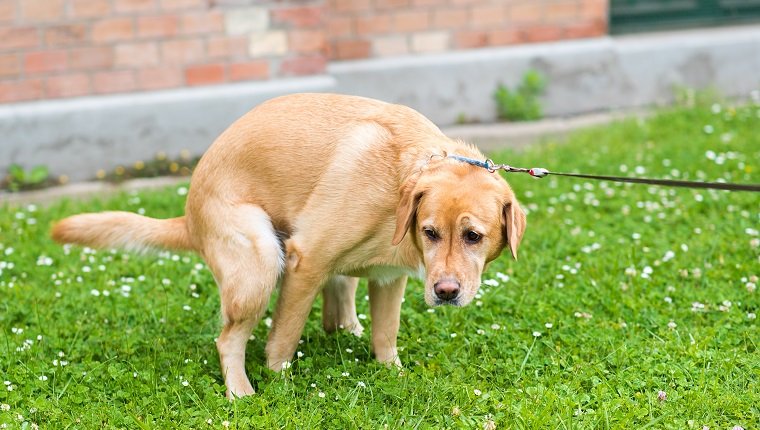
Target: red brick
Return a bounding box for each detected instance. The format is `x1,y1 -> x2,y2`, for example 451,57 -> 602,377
332,39 -> 370,60
115,42 -> 159,67
470,4 -> 507,27
510,3 -> 544,24
92,18 -> 134,43
69,46 -> 113,70
179,11 -> 224,35
522,25 -> 564,43
137,67 -> 183,90
375,0 -> 410,10
161,0 -> 205,10
93,70 -> 136,94
331,0 -> 371,13
0,54 -> 21,78
137,15 -> 179,38
0,79 -> 43,103
45,24 -> 88,47
22,0 -> 65,22
280,55 -> 325,76
45,73 -> 90,98
453,30 -> 487,49
393,10 -> 430,32
0,27 -> 39,50
546,1 -> 578,22
0,2 -> 16,22
229,60 -> 269,81
70,0 -> 111,18
185,64 -> 225,86
24,50 -> 68,74
115,0 -> 156,13
580,0 -> 607,21
563,20 -> 605,39
489,29 -> 521,46
288,30 -> 326,54
327,16 -> 353,38
356,14 -> 391,35
207,36 -> 247,59
161,38 -> 204,64
272,5 -> 323,28
433,8 -> 467,29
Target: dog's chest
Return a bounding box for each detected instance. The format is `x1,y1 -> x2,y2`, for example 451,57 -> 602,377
341,264 -> 424,284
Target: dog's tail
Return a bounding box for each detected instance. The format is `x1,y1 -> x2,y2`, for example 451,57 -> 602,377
51,212 -> 194,253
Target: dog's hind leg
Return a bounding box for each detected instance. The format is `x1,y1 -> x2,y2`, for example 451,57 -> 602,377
199,205 -> 284,399
322,276 -> 364,337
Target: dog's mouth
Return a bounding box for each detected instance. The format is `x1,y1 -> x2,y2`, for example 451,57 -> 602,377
432,297 -> 463,307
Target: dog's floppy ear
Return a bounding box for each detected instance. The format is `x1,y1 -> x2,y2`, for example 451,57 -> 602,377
502,199 -> 526,260
392,178 -> 424,245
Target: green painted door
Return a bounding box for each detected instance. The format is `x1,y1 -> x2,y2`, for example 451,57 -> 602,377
611,0 -> 760,34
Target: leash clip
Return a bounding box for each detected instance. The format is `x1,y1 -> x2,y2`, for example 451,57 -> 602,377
528,168 -> 549,178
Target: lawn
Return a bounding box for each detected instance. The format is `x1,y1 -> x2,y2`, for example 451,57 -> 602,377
1,97 -> 758,429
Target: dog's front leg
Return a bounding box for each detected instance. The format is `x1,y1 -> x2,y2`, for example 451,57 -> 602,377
265,268 -> 323,371
368,276 -> 407,367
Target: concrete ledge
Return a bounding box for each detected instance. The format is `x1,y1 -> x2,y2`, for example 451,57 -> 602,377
0,76 -> 335,181
441,109 -> 646,152
1,25 -> 759,182
332,24 -> 760,124
0,176 -> 188,207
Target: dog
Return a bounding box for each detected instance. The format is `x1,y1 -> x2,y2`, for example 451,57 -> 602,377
51,93 -> 526,398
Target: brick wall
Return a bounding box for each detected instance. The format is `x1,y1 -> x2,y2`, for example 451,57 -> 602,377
328,0 -> 607,59
0,0 -> 607,104
0,0 -> 328,103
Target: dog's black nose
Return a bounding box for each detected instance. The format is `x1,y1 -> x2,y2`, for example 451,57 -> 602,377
434,280 -> 460,301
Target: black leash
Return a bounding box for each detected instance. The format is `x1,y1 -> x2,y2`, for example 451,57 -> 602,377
447,155 -> 760,192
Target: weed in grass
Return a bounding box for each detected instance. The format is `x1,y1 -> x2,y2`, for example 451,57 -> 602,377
0,99 -> 758,428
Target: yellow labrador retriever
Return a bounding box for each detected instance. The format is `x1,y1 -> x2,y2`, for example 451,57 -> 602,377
51,93 -> 526,398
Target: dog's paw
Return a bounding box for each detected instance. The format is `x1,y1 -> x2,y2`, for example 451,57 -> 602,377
375,349 -> 402,368
225,381 -> 255,400
345,321 -> 364,338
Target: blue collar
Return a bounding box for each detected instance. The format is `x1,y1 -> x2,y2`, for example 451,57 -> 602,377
447,155 -> 492,170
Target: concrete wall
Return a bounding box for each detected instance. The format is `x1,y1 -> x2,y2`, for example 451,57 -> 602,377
1,24 -> 759,181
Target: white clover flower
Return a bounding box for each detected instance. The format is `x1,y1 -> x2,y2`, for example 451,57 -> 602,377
545,323 -> 553,329
473,389 -> 482,396
490,324 -> 500,330
318,392 -> 325,398
532,331 -> 541,337
450,333 -> 457,338
222,421 -> 230,428
356,381 -> 366,388
38,375 -> 48,381
264,317 -> 272,328
483,279 -> 499,287
477,329 -> 485,335
667,321 -> 677,330
341,372 -> 349,377
0,404 -> 9,411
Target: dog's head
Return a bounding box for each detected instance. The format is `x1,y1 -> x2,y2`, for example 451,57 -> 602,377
392,161 -> 526,306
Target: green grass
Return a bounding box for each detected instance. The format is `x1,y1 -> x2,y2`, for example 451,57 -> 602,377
1,99 -> 759,429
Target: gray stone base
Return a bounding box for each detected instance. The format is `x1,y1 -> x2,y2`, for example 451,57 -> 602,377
1,24 -> 759,182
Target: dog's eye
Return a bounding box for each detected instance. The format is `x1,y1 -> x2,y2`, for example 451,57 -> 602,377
423,228 -> 439,241
465,231 -> 481,244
